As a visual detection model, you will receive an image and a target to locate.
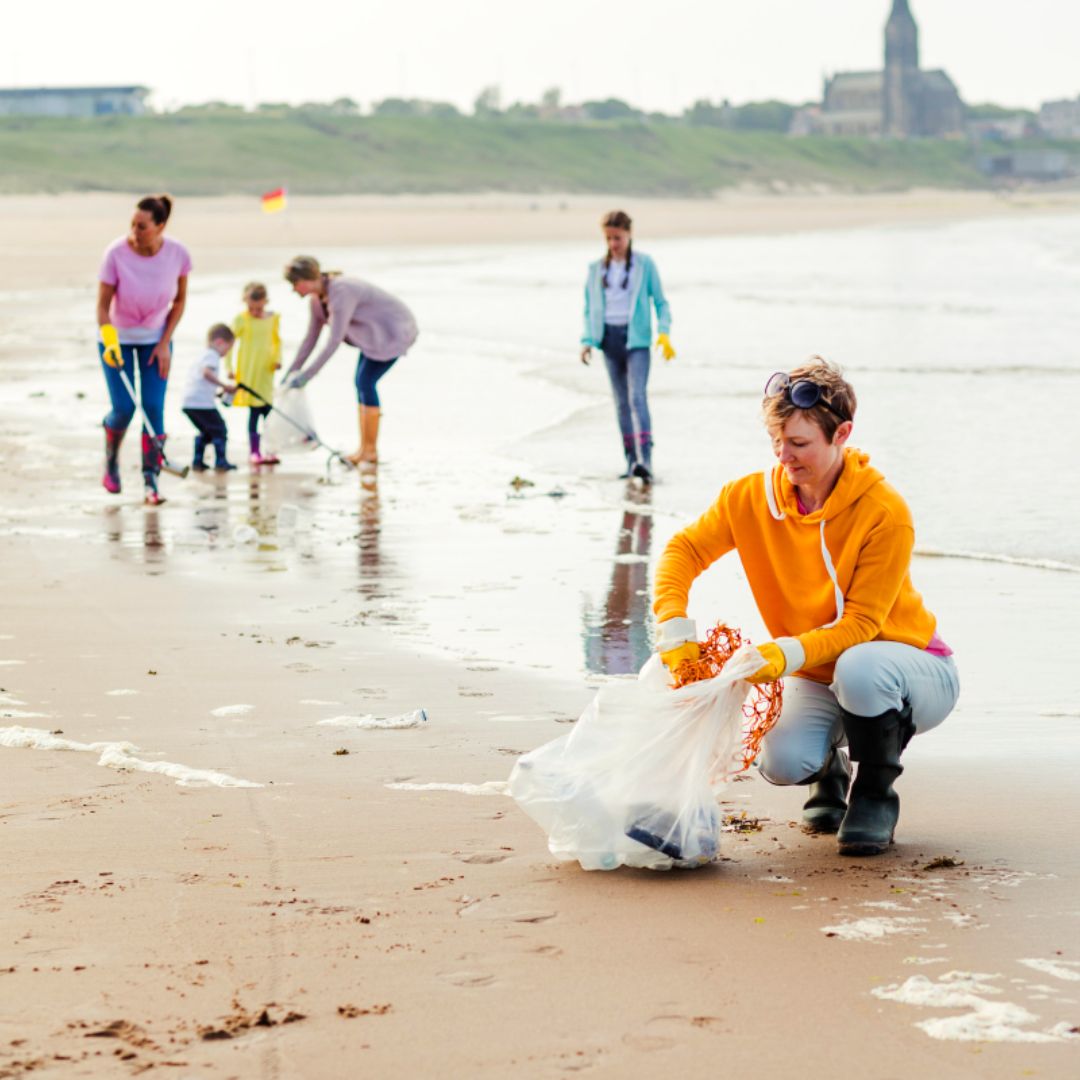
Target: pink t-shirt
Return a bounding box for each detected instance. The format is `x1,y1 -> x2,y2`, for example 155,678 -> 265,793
98,236 -> 192,335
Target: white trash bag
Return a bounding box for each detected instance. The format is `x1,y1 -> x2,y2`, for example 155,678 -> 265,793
509,646 -> 763,871
263,386 -> 319,453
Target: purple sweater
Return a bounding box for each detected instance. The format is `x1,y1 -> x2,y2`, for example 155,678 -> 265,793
288,276 -> 418,380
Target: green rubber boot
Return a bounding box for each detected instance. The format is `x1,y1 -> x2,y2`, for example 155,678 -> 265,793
837,703 -> 915,856
801,747 -> 851,834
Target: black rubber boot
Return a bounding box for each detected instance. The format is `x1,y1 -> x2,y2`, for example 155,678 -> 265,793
801,747 -> 851,834
192,434 -> 208,472
212,437 -> 237,472
632,439 -> 653,484
837,703 -> 915,856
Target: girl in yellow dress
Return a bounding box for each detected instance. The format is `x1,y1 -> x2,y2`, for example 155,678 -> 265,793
227,282 -> 282,465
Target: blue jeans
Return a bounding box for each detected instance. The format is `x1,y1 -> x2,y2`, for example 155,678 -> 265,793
355,353 -> 398,406
758,641 -> 960,785
600,325 -> 651,454
99,341 -> 169,436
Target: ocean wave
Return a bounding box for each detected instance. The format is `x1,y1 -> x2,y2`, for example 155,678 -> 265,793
914,547 -> 1080,574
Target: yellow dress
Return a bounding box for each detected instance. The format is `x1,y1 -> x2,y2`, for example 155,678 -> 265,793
227,312 -> 281,408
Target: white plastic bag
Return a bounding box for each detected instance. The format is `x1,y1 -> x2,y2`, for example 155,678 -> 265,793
509,646 -> 763,871
263,386 -> 319,453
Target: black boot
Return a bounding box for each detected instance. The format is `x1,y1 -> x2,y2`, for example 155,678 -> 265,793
192,434 -> 208,472
632,437 -> 653,484
837,703 -> 915,856
801,746 -> 851,834
212,436 -> 237,472
619,439 -> 636,479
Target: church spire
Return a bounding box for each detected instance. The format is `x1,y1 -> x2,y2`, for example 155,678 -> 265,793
885,0 -> 919,71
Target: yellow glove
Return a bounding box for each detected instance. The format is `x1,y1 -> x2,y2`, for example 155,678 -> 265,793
747,642 -> 786,685
101,324 -> 123,369
655,333 -> 676,362
661,640 -> 700,674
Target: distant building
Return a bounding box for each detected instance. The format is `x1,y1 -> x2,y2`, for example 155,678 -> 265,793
792,1 -> 964,139
0,86 -> 149,118
1038,97 -> 1080,140
966,115 -> 1033,142
978,149 -> 1073,182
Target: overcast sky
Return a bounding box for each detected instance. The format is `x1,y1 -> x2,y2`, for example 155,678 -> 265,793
8,1 -> 1077,113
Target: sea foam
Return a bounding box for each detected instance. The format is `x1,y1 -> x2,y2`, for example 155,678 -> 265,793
0,725 -> 261,788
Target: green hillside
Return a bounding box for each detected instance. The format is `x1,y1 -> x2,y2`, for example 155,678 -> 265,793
0,112 -> 992,195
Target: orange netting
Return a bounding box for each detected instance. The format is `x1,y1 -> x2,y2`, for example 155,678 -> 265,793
671,623 -> 784,773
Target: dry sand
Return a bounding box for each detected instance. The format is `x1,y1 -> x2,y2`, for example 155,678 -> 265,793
1,192 -> 1078,1078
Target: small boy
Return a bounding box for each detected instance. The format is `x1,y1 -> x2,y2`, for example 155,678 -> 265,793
182,324 -> 239,472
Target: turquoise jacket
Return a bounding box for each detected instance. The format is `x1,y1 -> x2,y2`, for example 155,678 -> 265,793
581,251 -> 672,350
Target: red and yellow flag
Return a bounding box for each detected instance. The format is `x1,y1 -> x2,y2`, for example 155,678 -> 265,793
261,187 -> 287,214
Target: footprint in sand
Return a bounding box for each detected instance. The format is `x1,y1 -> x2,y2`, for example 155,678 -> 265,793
439,971 -> 496,988
456,851 -> 511,865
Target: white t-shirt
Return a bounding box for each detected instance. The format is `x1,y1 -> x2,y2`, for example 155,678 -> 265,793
182,347 -> 222,409
603,259 -> 632,326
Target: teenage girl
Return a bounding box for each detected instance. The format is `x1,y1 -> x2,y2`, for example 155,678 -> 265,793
580,210 -> 674,483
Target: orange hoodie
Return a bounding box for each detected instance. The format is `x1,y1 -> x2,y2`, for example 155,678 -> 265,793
653,448 -> 938,684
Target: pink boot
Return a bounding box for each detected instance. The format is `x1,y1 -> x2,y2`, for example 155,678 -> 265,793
102,425 -> 125,494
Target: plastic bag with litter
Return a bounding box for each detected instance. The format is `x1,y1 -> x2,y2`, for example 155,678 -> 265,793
508,645 -> 763,871
263,386 -> 319,453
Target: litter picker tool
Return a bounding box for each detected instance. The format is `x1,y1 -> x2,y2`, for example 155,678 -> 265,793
236,380 -> 356,476
102,324 -> 189,479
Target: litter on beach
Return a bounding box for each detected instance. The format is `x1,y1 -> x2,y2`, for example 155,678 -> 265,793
509,642 -> 766,871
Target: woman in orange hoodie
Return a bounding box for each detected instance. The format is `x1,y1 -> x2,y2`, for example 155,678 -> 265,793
653,359 -> 959,856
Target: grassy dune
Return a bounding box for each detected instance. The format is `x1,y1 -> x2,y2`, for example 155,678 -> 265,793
0,112 -> 990,195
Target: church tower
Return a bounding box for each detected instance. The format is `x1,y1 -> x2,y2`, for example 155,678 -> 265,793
884,0 -> 919,137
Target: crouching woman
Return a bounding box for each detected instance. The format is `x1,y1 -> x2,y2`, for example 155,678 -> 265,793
652,359 -> 959,855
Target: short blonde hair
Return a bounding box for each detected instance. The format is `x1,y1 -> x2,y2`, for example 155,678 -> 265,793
762,356 -> 856,440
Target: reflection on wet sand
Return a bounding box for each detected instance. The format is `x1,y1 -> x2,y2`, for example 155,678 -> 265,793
583,484 -> 654,676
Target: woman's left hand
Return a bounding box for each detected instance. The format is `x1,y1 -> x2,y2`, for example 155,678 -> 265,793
746,642 -> 787,684
655,333 -> 676,362
150,341 -> 171,378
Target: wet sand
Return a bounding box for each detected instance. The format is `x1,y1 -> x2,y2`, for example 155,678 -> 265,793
1,194 -> 1079,1077
4,187 -> 1080,289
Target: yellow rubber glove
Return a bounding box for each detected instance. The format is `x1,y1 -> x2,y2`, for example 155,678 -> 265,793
747,642 -> 786,685
101,324 -> 123,369
655,333 -> 676,362
661,640 -> 700,674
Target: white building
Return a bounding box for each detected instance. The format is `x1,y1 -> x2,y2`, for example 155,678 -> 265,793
0,86 -> 149,118
1039,98 -> 1080,140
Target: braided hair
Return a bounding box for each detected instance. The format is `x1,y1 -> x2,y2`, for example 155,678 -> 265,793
600,209 -> 633,289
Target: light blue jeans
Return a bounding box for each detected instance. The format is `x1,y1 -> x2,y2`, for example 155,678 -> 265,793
758,641 -> 960,785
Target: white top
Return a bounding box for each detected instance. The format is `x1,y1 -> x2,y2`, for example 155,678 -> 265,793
182,347 -> 222,409
602,260 -> 632,326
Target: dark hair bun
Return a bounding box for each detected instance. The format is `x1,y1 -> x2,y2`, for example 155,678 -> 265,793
136,193 -> 173,225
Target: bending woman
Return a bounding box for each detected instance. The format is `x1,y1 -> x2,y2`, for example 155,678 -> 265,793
96,193 -> 190,504
580,210 -> 674,483
653,359 -> 959,856
282,256 -> 418,467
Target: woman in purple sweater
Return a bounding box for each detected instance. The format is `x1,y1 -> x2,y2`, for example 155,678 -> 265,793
282,256 -> 418,467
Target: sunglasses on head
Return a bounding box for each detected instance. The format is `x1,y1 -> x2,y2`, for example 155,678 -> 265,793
764,372 -> 850,423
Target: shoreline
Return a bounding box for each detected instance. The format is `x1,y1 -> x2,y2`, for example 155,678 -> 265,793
3,187 -> 1080,290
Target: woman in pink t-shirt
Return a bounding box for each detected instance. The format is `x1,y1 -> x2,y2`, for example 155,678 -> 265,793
96,193 -> 191,504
